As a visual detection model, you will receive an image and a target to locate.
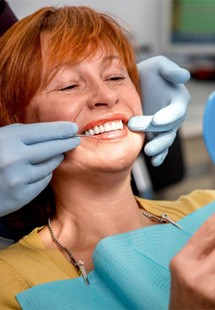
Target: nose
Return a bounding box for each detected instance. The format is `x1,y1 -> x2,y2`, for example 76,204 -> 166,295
86,79 -> 119,109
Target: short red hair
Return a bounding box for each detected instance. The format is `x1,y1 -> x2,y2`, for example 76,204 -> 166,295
0,6 -> 140,126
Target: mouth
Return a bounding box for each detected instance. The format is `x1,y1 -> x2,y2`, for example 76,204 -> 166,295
83,120 -> 124,136
80,114 -> 129,139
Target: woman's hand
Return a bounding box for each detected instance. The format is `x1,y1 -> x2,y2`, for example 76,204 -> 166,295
169,213 -> 215,309
128,56 -> 191,166
0,122 -> 80,216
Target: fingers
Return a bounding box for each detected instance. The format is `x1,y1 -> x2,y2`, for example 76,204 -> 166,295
179,213 -> 215,259
129,115 -> 180,132
128,114 -> 176,167
152,98 -> 187,130
1,122 -> 80,165
17,122 -> 78,144
27,137 -> 80,164
128,105 -> 185,133
22,174 -> 53,206
157,56 -> 191,84
1,152 -> 63,190
143,131 -> 175,167
150,150 -> 168,167
144,131 -> 176,156
26,154 -> 65,184
137,56 -> 190,84
169,213 -> 215,309
152,86 -> 190,126
144,131 -> 176,167
128,115 -> 153,132
152,101 -> 185,127
129,86 -> 190,132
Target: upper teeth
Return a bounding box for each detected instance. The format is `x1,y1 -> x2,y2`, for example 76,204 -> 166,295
84,120 -> 123,136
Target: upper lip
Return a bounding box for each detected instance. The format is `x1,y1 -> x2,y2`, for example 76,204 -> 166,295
81,113 -> 129,133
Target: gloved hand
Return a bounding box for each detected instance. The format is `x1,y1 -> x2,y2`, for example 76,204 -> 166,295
128,56 -> 191,167
0,122 -> 80,216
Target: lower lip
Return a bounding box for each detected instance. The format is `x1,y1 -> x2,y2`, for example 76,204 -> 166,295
86,127 -> 128,141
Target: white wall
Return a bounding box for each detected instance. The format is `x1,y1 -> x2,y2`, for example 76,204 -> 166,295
7,0 -> 162,54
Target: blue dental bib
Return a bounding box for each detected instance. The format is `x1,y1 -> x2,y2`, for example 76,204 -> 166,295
17,202 -> 215,310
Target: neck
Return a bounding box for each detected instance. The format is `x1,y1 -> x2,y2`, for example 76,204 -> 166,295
40,169 -> 149,271
55,171 -> 137,220
50,169 -> 146,239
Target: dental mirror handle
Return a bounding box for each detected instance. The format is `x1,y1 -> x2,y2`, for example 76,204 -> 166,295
74,134 -> 88,137
74,134 -> 99,139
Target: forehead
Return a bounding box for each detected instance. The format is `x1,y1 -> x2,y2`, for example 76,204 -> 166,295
41,31 -> 124,62
40,35 -> 125,85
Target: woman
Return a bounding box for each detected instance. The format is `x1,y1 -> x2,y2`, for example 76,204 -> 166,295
0,6 -> 214,309
0,0 -> 191,222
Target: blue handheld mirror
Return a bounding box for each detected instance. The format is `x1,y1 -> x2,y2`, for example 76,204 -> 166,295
203,91 -> 215,164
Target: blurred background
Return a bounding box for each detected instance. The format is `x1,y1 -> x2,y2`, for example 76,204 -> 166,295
6,0 -> 215,200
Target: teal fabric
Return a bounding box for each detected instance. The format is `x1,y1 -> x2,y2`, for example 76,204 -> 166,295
17,201 -> 215,310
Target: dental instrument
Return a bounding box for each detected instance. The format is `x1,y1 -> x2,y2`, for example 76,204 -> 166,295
74,134 -> 99,138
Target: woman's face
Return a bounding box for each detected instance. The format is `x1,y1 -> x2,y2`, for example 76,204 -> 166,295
25,45 -> 144,174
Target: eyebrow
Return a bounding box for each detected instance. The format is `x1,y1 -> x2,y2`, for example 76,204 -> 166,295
101,55 -> 122,65
47,55 -> 123,86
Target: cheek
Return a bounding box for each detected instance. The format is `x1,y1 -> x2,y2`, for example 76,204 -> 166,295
126,88 -> 143,115
133,98 -> 143,115
25,98 -> 79,123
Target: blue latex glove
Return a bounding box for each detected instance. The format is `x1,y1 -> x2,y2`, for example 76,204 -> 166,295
0,122 -> 80,216
128,56 -> 191,167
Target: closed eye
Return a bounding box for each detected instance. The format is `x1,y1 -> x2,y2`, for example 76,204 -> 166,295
60,84 -> 78,91
109,76 -> 126,81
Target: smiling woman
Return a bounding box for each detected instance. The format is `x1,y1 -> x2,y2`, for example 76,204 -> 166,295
0,5 -> 142,238
0,5 -> 215,310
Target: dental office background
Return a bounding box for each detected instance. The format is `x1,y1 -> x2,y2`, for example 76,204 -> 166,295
7,0 -> 215,199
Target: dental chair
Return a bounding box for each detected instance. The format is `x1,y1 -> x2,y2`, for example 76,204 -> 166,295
203,91 -> 215,163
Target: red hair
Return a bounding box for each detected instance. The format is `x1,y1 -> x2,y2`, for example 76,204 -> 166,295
0,6 -> 140,126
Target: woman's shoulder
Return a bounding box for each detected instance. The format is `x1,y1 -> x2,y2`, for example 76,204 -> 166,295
0,226 -> 44,261
0,227 -> 46,289
0,225 -> 79,285
0,230 -> 38,310
136,189 -> 215,221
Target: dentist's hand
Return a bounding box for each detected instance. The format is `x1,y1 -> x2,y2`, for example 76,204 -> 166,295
0,122 -> 80,216
128,56 -> 191,167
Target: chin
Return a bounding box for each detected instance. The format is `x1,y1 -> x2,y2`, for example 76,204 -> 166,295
97,138 -> 144,174
99,145 -> 142,172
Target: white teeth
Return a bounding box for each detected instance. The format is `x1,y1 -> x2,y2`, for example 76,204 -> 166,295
99,125 -> 105,133
94,126 -> 100,134
104,123 -> 111,132
84,120 -> 124,136
112,121 -> 118,130
89,129 -> 94,135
